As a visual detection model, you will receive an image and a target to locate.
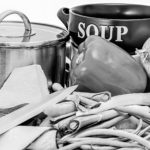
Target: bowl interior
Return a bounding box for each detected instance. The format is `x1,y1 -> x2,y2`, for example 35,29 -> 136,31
72,4 -> 150,19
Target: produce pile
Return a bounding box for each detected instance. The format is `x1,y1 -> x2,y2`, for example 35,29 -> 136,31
1,35 -> 150,150
39,35 -> 150,150
42,87 -> 150,150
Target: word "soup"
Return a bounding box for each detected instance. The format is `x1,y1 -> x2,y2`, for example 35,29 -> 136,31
78,22 -> 128,42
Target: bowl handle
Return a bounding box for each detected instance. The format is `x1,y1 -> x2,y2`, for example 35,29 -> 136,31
57,7 -> 69,29
0,10 -> 32,42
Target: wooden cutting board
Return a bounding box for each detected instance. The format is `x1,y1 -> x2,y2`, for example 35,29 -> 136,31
0,85 -> 77,135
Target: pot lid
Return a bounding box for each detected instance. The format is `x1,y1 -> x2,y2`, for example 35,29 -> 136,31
0,10 -> 69,48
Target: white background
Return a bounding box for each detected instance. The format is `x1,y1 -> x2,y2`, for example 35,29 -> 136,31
1,0 -> 150,28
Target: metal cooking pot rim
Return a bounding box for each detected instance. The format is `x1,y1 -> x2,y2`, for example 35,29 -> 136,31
0,10 -> 69,48
0,21 -> 69,48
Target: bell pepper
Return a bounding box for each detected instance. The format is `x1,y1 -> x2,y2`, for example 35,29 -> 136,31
70,35 -> 147,96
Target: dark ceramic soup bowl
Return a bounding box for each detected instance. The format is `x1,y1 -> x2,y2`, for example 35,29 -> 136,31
58,3 -> 150,54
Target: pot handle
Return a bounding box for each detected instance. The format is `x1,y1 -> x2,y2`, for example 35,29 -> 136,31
57,7 -> 69,29
0,10 -> 32,42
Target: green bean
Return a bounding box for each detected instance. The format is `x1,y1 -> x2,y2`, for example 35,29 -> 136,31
114,106 -> 150,120
82,93 -> 150,115
58,137 -> 139,150
80,145 -> 116,150
75,129 -> 150,149
88,114 -> 129,130
138,125 -> 150,136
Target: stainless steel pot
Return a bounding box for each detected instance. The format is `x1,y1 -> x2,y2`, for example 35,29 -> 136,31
0,10 -> 69,88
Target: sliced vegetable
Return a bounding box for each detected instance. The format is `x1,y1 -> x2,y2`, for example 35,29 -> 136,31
83,92 -> 150,115
54,115 -> 76,133
68,113 -> 102,132
73,91 -> 111,102
44,101 -> 76,118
